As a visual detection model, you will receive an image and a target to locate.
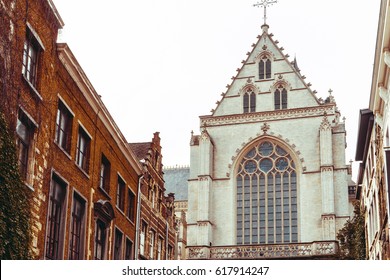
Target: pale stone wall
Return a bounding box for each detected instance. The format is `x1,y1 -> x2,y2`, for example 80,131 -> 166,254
187,25 -> 353,255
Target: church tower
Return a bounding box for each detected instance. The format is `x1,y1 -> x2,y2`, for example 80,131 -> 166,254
187,6 -> 353,259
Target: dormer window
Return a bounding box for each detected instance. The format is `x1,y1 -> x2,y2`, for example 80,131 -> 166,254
243,88 -> 256,113
274,84 -> 287,110
259,55 -> 271,80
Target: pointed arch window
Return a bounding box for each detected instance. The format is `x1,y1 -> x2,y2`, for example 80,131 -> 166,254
236,140 -> 298,245
259,55 -> 272,80
243,88 -> 256,113
274,85 -> 288,110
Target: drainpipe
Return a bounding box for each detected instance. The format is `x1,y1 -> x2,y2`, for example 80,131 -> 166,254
134,174 -> 144,260
166,221 -> 169,260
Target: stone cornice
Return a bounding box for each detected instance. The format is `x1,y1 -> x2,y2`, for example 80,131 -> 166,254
201,105 -> 335,128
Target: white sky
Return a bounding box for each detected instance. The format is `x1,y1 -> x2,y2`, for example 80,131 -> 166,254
52,0 -> 381,178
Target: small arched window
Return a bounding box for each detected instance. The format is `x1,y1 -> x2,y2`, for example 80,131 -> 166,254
274,85 -> 287,110
259,55 -> 271,80
243,88 -> 256,113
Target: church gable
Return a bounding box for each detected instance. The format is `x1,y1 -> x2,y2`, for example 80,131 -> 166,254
213,25 -> 321,117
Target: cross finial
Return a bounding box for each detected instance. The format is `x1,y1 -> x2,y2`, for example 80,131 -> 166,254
253,0 -> 277,25
328,89 -> 333,95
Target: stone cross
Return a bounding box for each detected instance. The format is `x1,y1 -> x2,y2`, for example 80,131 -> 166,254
253,0 -> 277,25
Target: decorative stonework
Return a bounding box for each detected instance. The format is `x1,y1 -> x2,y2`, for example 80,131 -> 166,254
200,104 -> 335,128
320,113 -> 332,131
188,241 -> 338,259
226,133 -> 306,177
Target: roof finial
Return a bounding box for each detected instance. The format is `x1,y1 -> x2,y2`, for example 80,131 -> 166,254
253,0 -> 277,26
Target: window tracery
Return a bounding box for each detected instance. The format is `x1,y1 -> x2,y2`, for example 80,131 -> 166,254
236,140 -> 298,245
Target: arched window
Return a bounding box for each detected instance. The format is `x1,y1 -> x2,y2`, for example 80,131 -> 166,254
274,85 -> 287,110
243,88 -> 256,113
259,55 -> 271,80
236,140 -> 298,245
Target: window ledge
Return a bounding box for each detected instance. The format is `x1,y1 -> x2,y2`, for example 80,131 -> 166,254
75,163 -> 90,179
115,206 -> 126,217
23,182 -> 34,192
126,217 -> 136,226
22,74 -> 43,101
98,186 -> 111,200
54,141 -> 72,160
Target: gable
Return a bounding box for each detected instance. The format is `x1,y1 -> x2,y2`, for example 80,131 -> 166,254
212,25 -> 322,117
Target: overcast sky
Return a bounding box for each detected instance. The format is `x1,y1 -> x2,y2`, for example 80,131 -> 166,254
52,0 -> 381,178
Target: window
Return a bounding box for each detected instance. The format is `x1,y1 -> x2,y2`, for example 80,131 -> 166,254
16,110 -> 36,183
22,28 -> 42,87
168,245 -> 173,260
259,55 -> 271,80
69,193 -> 86,260
236,140 -> 298,245
99,154 -> 110,192
127,189 -> 136,222
45,174 -> 67,259
140,221 -> 147,256
243,88 -> 256,113
93,200 -> 114,260
116,176 -> 126,212
274,85 -> 288,110
149,230 -> 155,259
94,219 -> 107,260
125,238 -> 134,260
157,237 -> 163,260
55,100 -> 73,153
76,126 -> 91,173
114,228 -> 123,260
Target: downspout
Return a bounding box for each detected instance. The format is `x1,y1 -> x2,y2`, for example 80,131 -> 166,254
166,221 -> 169,260
134,174 -> 144,260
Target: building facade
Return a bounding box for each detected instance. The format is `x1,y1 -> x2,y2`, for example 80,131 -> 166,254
129,133 -> 177,260
187,23 -> 354,259
355,0 -> 390,260
164,166 -> 190,260
1,0 -> 144,259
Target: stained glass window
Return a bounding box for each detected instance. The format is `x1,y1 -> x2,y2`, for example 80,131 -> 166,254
236,141 -> 298,245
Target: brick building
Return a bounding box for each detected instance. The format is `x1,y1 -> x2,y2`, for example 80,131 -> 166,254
355,0 -> 390,260
0,0 -> 152,259
129,132 -> 176,260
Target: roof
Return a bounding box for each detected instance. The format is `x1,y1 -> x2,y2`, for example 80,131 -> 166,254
128,142 -> 151,161
163,166 -> 190,201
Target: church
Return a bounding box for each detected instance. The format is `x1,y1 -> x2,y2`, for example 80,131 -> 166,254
186,6 -> 354,259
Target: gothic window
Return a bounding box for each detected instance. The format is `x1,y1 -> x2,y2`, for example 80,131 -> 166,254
259,55 -> 271,80
243,88 -> 256,113
274,85 -> 288,110
69,192 -> 86,260
45,173 -> 67,259
236,140 -> 298,245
